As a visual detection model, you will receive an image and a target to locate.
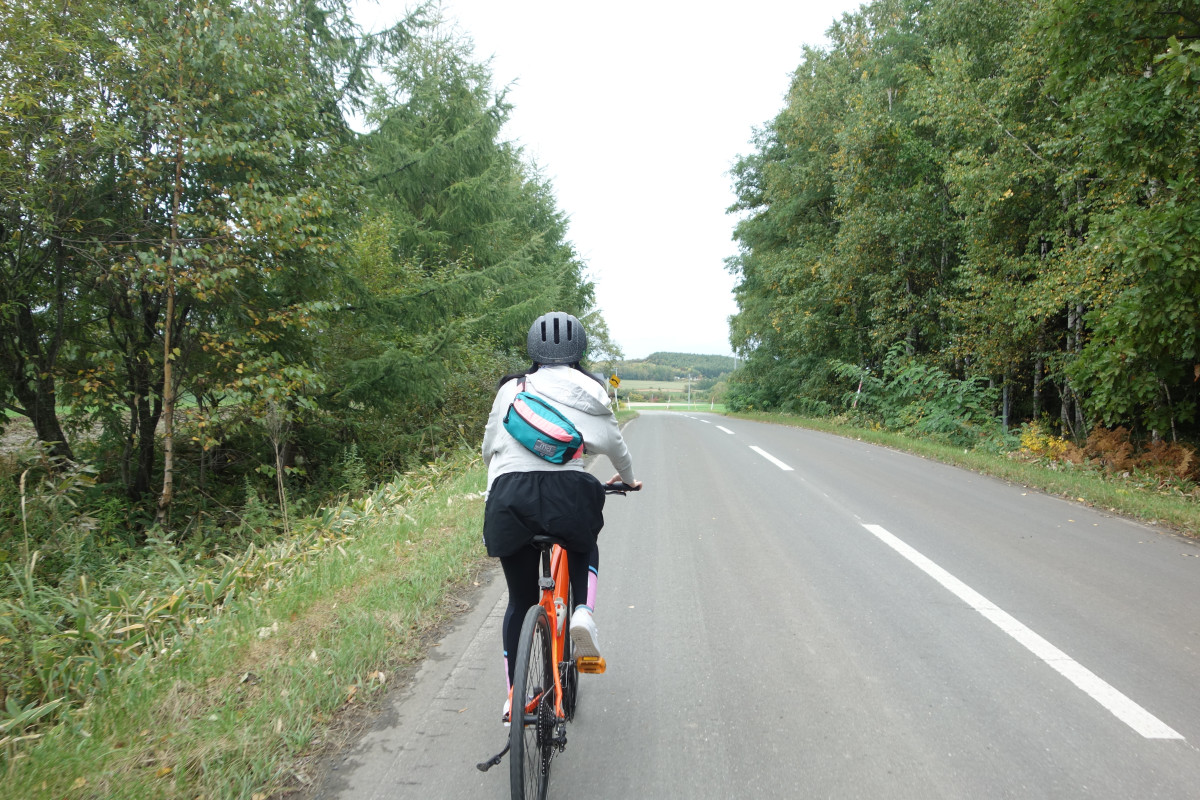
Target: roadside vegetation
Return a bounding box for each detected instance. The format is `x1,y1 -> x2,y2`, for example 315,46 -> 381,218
727,0 -> 1199,452
0,0 -> 617,788
2,451 -> 489,799
724,0 -> 1200,534
727,404 -> 1200,538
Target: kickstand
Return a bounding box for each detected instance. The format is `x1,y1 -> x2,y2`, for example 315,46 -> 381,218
476,742 -> 510,772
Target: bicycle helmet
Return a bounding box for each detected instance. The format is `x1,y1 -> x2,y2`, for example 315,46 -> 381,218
527,312 -> 587,365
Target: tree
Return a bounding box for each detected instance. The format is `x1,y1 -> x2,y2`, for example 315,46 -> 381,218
0,0 -> 125,460
316,17 -> 599,467
3,0 -> 393,518
727,0 -> 1200,440
1034,0 -> 1200,437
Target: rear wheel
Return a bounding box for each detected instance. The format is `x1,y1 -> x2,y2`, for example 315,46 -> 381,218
510,605 -> 553,800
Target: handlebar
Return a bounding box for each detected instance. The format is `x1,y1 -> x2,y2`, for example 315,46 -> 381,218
604,481 -> 641,495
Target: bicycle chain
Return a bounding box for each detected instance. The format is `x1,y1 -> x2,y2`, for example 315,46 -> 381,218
536,691 -> 567,775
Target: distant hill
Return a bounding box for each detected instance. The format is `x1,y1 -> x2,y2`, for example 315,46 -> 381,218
614,352 -> 735,380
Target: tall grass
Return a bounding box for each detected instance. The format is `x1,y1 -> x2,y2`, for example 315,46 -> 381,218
2,451 -> 489,799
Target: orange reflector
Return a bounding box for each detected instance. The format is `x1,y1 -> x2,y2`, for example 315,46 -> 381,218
576,656 -> 606,674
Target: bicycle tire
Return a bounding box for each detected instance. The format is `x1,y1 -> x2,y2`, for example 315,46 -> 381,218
510,604 -> 553,800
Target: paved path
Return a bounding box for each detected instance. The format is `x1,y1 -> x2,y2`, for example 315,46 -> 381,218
307,412 -> 1200,799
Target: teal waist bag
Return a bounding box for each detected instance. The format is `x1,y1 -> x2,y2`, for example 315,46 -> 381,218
502,380 -> 584,464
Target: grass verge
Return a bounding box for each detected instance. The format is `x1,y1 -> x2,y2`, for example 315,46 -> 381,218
5,455 -> 490,800
728,411 -> 1200,538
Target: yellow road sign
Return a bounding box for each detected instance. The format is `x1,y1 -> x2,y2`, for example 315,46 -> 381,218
609,374 -> 621,388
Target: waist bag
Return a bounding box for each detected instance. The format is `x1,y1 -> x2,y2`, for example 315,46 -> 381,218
502,379 -> 584,464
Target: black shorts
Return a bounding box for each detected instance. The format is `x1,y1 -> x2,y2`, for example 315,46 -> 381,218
483,470 -> 606,558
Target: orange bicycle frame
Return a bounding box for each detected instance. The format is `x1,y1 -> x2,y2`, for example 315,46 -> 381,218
522,544 -> 571,720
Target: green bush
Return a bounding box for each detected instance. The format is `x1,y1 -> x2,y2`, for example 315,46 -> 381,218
832,344 -> 999,446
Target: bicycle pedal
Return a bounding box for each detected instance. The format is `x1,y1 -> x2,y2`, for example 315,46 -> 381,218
576,656 -> 606,674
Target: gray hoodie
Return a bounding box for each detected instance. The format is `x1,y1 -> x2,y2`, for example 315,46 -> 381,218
482,365 -> 636,493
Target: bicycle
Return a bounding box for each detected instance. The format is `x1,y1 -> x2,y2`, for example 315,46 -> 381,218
478,481 -> 640,800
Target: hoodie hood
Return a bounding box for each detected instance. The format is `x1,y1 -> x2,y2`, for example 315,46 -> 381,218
524,366 -> 611,415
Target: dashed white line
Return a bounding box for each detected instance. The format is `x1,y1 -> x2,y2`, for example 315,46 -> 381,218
750,446 -> 794,471
862,523 -> 1183,740
717,426 -> 734,435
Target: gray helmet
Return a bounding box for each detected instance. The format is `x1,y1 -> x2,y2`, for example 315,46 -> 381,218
527,312 -> 587,365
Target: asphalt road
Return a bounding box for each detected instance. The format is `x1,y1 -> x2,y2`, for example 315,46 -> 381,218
306,411 -> 1200,799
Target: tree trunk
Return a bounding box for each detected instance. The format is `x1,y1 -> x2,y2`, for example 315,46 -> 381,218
156,79 -> 186,527
1072,301 -> 1086,434
1061,303 -> 1076,436
6,304 -> 73,460
9,372 -> 73,461
1032,324 -> 1045,421
1002,373 -> 1011,433
123,351 -> 162,501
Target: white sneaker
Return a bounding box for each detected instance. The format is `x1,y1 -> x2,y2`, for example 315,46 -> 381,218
502,693 -> 511,727
569,607 -> 601,660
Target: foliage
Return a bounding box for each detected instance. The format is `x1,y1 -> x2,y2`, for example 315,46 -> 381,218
616,352 -> 736,380
0,0 -> 606,537
1015,421 -> 1199,496
0,2 -> 609,768
314,14 -> 599,473
831,343 -> 999,445
1019,421 -> 1072,462
726,0 -> 1200,443
1,453 -> 488,799
0,447 -> 480,757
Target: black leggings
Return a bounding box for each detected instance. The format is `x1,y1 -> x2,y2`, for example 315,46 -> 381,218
500,542 -> 598,685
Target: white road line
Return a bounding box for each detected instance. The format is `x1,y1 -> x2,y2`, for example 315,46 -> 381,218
862,523 -> 1183,740
716,426 -> 734,435
750,446 -> 794,471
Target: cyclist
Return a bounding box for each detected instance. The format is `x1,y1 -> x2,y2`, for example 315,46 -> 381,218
482,311 -> 642,723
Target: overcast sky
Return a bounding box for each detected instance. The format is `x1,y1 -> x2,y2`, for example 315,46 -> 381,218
353,0 -> 865,359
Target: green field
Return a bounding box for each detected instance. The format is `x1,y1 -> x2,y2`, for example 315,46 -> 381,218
616,379 -> 725,411
617,378 -> 696,392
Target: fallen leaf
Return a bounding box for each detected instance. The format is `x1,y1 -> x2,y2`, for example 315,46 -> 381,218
156,766 -> 172,778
